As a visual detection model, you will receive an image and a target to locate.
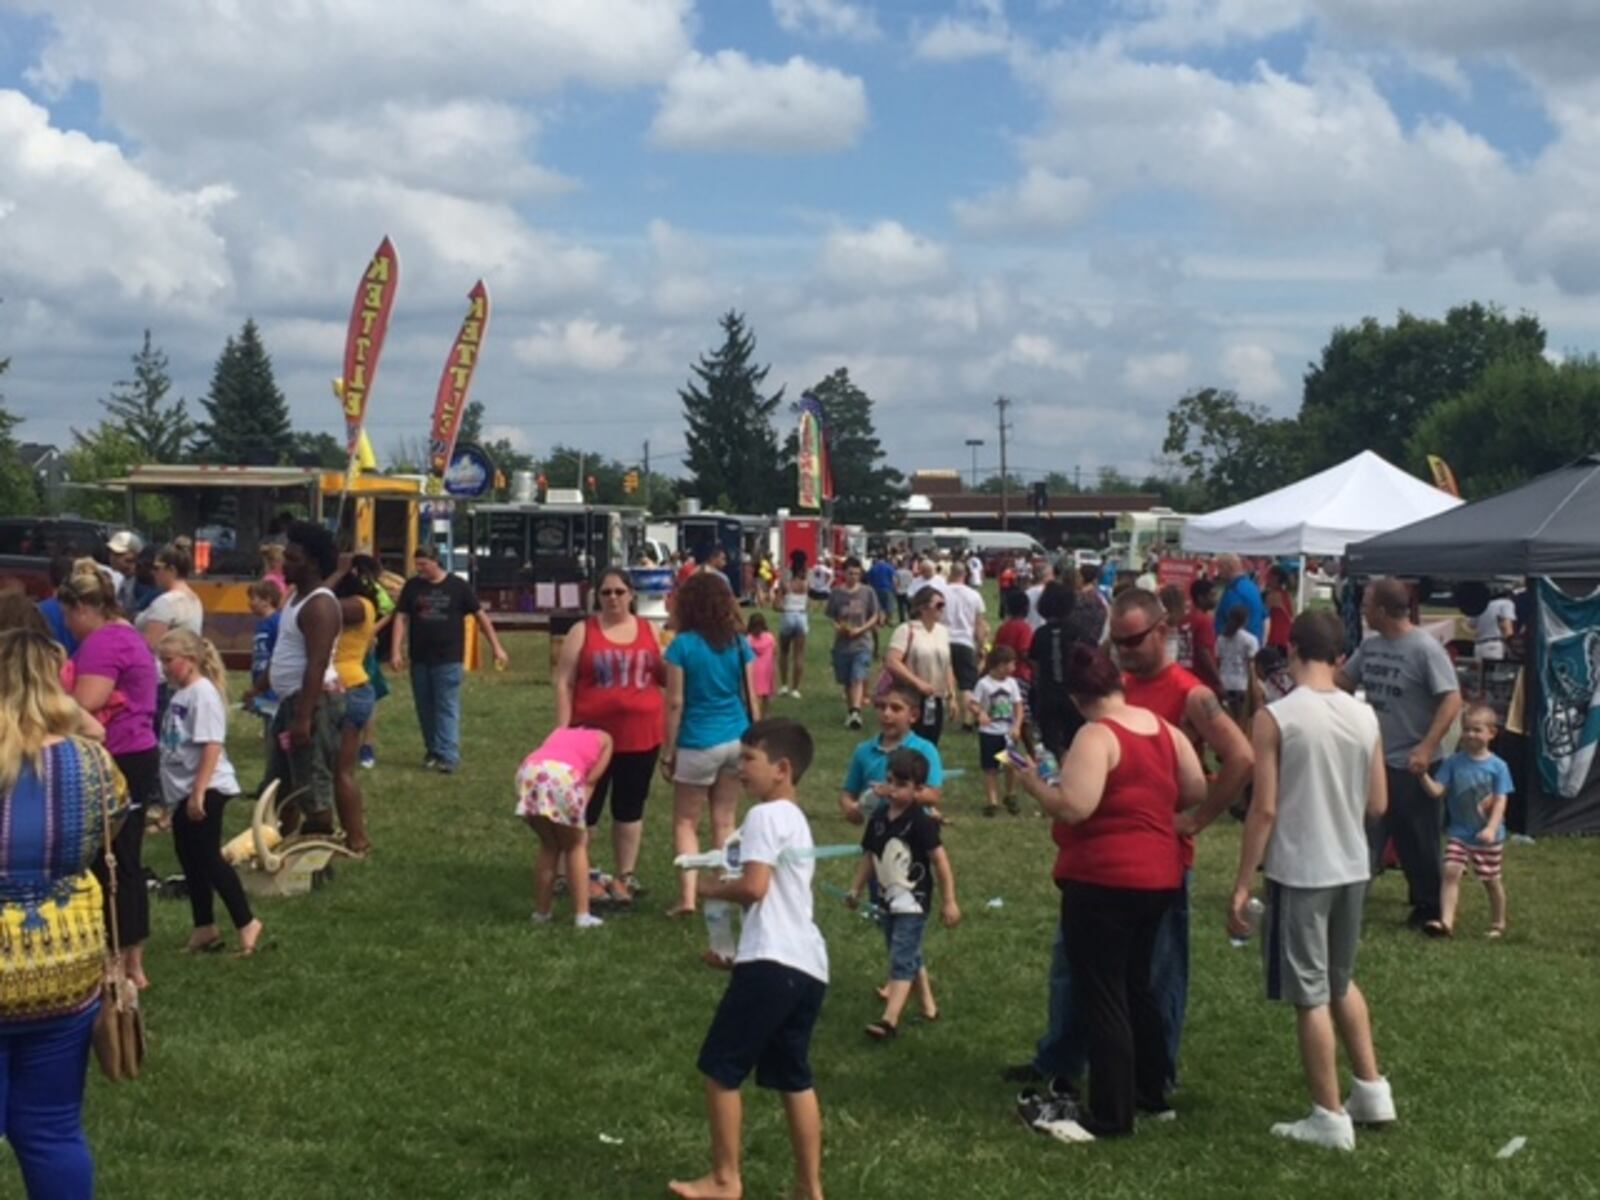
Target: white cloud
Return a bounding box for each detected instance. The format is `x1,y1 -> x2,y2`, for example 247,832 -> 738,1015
650,51 -> 868,153
514,319 -> 636,372
1220,342 -> 1286,399
820,221 -> 950,290
772,0 -> 882,41
954,168 -> 1094,235
1111,0 -> 1312,51
0,90 -> 232,306
1008,333 -> 1089,376
1121,351 -> 1193,395
912,18 -> 1013,62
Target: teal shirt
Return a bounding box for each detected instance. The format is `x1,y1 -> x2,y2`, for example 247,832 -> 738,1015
842,732 -> 943,816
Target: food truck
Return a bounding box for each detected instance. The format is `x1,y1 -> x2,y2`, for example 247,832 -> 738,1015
669,511 -> 774,601
110,464 -> 423,667
467,500 -> 648,626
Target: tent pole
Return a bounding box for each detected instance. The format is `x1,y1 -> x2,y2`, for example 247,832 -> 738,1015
1297,554 -> 1307,611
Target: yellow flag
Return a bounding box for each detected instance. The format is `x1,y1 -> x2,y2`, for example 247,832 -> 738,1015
357,429 -> 378,473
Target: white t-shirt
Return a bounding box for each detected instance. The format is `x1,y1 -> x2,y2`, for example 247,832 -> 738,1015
808,565 -> 833,594
1472,598 -> 1516,660
889,620 -> 952,693
137,589 -> 205,638
943,582 -> 985,649
1263,687 -> 1379,888
913,573 -> 948,609
159,677 -> 241,804
966,555 -> 984,586
1025,584 -> 1047,631
971,675 -> 1022,736
735,799 -> 829,984
1218,629 -> 1260,692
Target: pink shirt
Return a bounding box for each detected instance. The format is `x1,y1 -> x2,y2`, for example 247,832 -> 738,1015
73,622 -> 158,757
529,727 -> 607,782
748,632 -> 777,697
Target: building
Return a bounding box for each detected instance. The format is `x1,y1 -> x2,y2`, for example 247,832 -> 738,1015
903,469 -> 1162,548
17,443 -> 68,507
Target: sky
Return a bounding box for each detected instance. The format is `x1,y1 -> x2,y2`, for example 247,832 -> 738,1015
2,0 -> 1599,490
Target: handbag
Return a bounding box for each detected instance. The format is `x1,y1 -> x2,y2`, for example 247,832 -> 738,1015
92,793 -> 145,1083
873,622 -> 914,703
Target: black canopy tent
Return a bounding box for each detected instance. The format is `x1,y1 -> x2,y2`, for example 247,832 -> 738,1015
1348,456 -> 1600,836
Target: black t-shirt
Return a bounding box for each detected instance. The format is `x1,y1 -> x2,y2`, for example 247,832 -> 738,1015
862,803 -> 942,915
398,574 -> 481,665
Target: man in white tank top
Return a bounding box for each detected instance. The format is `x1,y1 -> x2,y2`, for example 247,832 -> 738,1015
265,521 -> 343,835
1230,609 -> 1396,1151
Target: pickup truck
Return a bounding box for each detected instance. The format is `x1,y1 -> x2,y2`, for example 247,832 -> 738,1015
0,517 -> 117,598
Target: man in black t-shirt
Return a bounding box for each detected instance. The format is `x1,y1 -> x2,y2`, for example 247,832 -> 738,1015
390,545 -> 509,773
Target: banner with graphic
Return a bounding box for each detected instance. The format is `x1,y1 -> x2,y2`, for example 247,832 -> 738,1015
797,391 -> 833,510
1534,578 -> 1600,799
428,280 -> 491,481
1426,454 -> 1460,498
340,236 -> 401,455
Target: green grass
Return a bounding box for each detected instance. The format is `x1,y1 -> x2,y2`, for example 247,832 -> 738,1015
85,622 -> 1600,1199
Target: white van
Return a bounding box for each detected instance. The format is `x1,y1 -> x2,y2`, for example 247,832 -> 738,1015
966,530 -> 1047,560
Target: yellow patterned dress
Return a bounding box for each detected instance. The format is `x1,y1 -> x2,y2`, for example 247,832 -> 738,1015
0,738 -> 127,1024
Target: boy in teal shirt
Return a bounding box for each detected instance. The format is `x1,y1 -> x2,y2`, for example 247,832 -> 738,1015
838,682 -> 944,824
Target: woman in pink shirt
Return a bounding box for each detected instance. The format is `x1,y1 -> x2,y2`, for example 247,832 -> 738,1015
516,726 -> 614,929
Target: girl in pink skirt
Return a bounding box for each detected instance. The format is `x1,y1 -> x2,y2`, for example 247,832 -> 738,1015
746,613 -> 777,719
516,725 -> 614,928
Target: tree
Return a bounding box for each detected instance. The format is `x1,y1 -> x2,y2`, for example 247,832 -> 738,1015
287,431 -> 348,469
458,399 -> 485,446
192,319 -> 294,465
975,472 -> 1027,495
65,422 -> 148,522
1409,355 -> 1600,499
681,311 -> 784,513
0,355 -> 40,516
1161,386 -> 1304,509
541,444 -> 636,506
101,330 -> 193,461
779,368 -> 905,526
1300,302 -> 1545,470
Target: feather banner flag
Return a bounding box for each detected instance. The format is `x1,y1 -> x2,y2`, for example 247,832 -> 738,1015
340,236 -> 400,456
428,280 -> 492,482
797,391 -> 834,510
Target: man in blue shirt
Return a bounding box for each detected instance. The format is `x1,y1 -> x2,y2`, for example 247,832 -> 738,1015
1213,553 -> 1267,641
866,555 -> 897,627
838,683 -> 943,825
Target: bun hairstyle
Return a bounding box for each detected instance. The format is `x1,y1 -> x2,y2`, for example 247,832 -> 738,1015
57,565 -> 120,616
1063,643 -> 1123,703
158,628 -> 230,702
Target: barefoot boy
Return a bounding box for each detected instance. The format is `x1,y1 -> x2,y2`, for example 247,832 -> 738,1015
670,718 -> 828,1200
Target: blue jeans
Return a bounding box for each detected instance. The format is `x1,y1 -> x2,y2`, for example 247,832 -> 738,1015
0,1003 -> 98,1199
410,662 -> 464,766
1034,869 -> 1190,1086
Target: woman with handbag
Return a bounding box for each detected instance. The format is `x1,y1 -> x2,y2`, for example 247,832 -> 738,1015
0,629 -> 129,1198
58,567 -> 160,991
883,585 -> 957,744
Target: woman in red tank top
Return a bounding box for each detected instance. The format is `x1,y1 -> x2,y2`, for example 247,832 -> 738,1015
553,568 -> 665,903
1017,644 -> 1207,1142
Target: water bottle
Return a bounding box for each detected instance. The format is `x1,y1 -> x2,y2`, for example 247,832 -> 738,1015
1230,896 -> 1265,948
1036,747 -> 1061,783
704,900 -> 737,961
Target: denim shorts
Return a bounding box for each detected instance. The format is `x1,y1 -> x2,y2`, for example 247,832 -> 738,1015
340,683 -> 376,730
882,911 -> 928,981
832,643 -> 872,686
779,612 -> 809,641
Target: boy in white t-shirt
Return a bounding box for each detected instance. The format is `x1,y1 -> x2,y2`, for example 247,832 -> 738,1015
671,719 -> 829,1200
1217,604 -> 1261,722
968,646 -> 1024,816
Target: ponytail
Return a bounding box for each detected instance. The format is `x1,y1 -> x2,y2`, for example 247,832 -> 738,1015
158,628 -> 230,703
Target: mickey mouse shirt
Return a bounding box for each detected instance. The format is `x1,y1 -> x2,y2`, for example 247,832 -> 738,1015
861,803 -> 943,915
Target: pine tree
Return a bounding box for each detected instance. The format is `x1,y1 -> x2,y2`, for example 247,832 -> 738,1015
681,311 -> 783,513
193,319 -> 293,465
102,330 -> 193,461
782,368 -> 905,526
0,354 -> 40,515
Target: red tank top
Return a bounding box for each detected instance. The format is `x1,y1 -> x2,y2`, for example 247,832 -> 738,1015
1052,718 -> 1183,890
1123,663 -> 1204,869
571,617 -> 665,753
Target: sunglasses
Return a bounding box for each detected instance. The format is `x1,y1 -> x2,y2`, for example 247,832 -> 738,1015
598,588 -> 630,597
1111,624 -> 1159,649
928,601 -> 945,610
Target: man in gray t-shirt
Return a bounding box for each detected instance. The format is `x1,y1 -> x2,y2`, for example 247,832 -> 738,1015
1338,579 -> 1463,927
826,557 -> 881,730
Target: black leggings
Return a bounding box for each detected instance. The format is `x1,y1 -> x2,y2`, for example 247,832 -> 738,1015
1061,880 -> 1176,1137
585,748 -> 660,826
95,747 -> 156,946
172,790 -> 255,931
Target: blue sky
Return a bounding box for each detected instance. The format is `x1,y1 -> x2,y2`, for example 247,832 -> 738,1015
2,0 -> 1597,487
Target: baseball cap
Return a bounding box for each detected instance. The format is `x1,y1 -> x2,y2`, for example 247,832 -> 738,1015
107,530 -> 144,555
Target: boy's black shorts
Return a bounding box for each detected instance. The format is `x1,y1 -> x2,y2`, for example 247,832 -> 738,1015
698,960 -> 826,1093
978,731 -> 1009,774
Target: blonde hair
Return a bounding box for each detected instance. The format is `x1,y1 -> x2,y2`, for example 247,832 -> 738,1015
0,631 -> 79,788
57,566 -> 120,618
158,628 -> 229,703
1463,702 -> 1499,730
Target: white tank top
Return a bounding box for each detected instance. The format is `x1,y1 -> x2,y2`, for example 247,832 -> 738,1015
269,587 -> 336,697
1263,687 -> 1380,888
782,586 -> 809,614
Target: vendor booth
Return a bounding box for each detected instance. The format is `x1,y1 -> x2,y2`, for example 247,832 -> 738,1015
1349,455 -> 1600,836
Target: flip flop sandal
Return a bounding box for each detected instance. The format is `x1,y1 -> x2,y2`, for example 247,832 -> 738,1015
865,1020 -> 898,1041
606,878 -> 633,906
1487,925 -> 1505,940
1423,920 -> 1453,938
181,938 -> 226,955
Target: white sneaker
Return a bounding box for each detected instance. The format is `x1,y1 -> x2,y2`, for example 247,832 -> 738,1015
791,691 -> 802,701
1271,1105 -> 1355,1151
1345,1076 -> 1396,1125
574,913 -> 604,929
531,911 -> 553,925
1036,1115 -> 1096,1145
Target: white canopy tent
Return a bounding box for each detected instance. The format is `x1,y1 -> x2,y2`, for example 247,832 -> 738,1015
1182,451 -> 1463,604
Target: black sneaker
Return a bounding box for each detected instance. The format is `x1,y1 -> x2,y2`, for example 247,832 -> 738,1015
1000,1062 -> 1045,1085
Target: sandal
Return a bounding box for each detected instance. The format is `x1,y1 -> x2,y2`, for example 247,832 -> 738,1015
865,1020 -> 898,1041
606,877 -> 633,907
1423,920 -> 1453,939
181,936 -> 226,955
621,872 -> 646,898
1487,925 -> 1505,940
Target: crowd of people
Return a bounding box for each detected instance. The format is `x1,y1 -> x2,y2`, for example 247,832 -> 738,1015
1,526 -> 1526,1196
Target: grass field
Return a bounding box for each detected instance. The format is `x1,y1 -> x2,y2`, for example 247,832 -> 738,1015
84,619 -> 1600,1199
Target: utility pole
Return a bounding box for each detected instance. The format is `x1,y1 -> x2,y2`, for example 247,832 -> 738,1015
643,438 -> 651,509
964,438 -> 984,489
995,396 -> 1012,530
